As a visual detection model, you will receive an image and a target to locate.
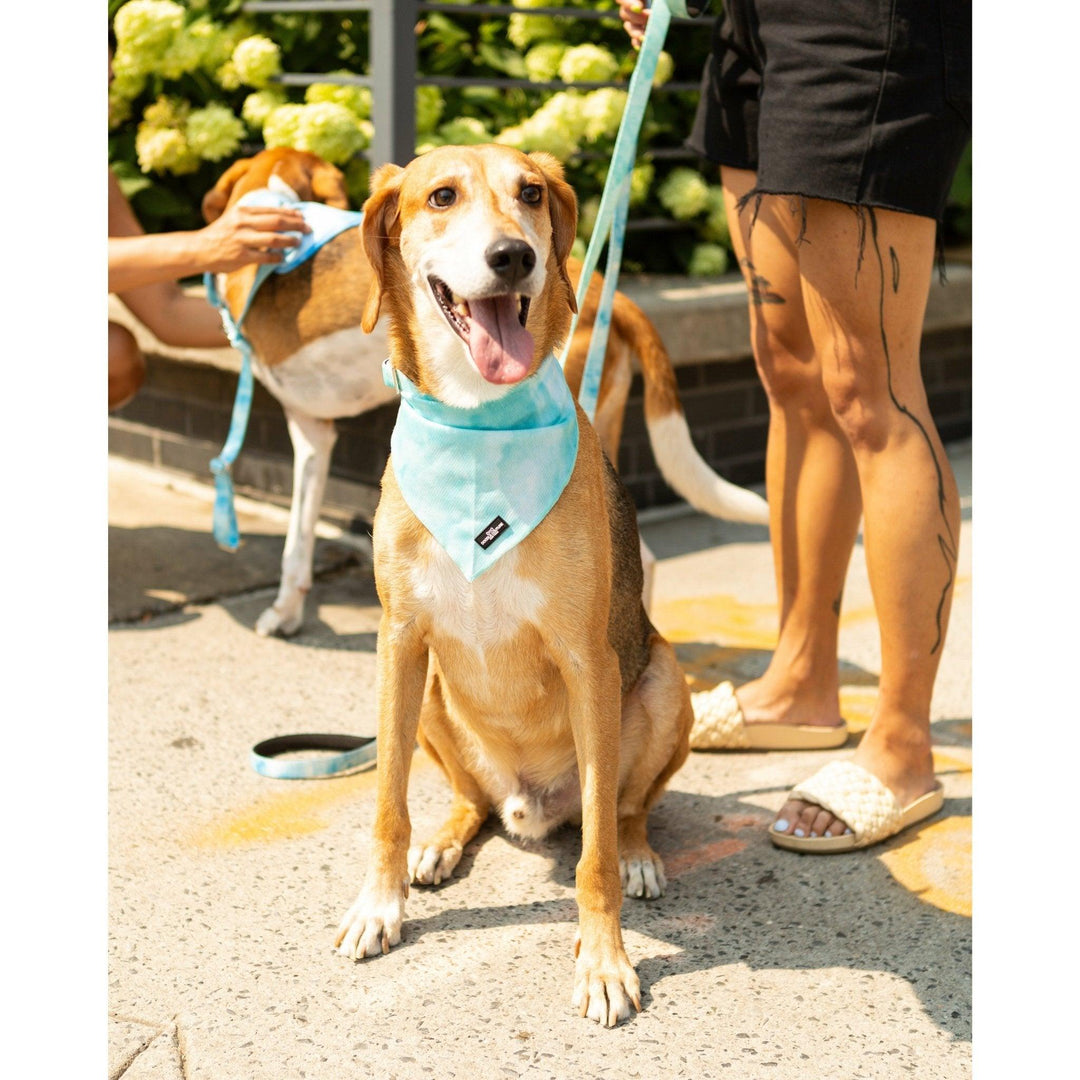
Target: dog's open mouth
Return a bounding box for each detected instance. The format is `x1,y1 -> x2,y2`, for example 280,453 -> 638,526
429,276 -> 534,384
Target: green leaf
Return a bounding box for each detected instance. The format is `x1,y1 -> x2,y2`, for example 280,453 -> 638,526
475,43 -> 528,79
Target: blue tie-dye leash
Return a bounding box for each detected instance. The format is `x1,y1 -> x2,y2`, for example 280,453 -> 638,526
204,193 -> 365,552
561,0 -> 706,417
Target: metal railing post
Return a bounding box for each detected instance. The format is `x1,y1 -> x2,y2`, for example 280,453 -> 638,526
369,0 -> 417,169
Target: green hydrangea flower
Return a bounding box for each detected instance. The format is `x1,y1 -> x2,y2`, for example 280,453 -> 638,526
657,167 -> 710,220
298,102 -> 367,164
135,125 -> 199,175
438,117 -> 492,146
185,103 -> 245,162
582,88 -> 627,142
242,87 -> 288,131
508,15 -> 561,51
687,243 -> 730,277
498,91 -> 587,160
558,44 -> 619,84
142,94 -> 189,130
112,0 -> 184,75
306,77 -> 372,120
231,35 -> 281,89
158,29 -> 204,80
415,86 -> 446,133
262,104 -> 306,148
524,42 -> 569,83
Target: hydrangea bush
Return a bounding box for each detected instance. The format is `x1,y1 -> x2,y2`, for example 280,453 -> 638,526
109,0 -> 972,275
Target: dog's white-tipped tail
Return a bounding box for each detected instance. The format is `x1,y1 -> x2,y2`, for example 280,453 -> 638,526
647,410 -> 769,524
612,291 -> 769,526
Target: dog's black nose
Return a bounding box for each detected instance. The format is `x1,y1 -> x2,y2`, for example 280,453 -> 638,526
485,238 -> 536,284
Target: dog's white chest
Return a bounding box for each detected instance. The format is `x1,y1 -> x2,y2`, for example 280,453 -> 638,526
409,540 -> 544,653
255,325 -> 396,420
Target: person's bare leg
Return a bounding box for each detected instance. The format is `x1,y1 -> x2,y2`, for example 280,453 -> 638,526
774,201 -> 959,839
720,168 -> 862,730
108,320 -> 145,410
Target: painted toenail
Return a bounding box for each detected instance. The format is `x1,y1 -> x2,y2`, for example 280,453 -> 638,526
844,827 -> 852,835
774,819 -> 790,832
809,830 -> 818,837
793,828 -> 805,837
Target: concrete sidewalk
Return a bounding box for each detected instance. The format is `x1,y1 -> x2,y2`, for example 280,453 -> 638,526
108,444 -> 971,1080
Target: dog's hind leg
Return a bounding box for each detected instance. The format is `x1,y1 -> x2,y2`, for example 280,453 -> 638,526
256,409 -> 338,637
409,674 -> 491,885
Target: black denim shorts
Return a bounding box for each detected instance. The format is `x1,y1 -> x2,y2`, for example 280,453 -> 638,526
686,0 -> 971,221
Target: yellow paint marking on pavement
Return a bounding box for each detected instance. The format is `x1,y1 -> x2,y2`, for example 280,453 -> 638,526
931,749 -> 972,774
651,594 -> 779,649
880,816 -> 971,917
185,751 -> 430,850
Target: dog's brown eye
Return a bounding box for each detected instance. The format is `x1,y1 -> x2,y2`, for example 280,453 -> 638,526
429,187 -> 456,208
521,184 -> 542,205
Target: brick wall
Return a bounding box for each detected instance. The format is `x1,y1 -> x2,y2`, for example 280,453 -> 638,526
110,322 -> 971,522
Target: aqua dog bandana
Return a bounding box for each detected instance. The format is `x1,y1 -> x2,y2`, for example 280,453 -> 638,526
385,354 -> 579,581
205,189 -> 364,551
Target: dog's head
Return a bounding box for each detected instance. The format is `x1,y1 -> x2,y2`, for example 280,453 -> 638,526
360,144 -> 578,404
201,147 -> 350,222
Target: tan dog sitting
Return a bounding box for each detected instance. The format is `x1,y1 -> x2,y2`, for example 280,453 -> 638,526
201,148 -> 767,638
333,145 -> 693,1027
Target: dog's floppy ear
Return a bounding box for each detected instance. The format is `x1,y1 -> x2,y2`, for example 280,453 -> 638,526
360,163 -> 405,333
309,160 -> 350,209
202,156 -> 254,223
272,151 -> 352,209
528,151 -> 579,315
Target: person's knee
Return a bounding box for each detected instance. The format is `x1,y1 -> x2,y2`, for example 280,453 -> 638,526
820,350 -> 894,452
109,322 -> 146,410
751,316 -> 823,411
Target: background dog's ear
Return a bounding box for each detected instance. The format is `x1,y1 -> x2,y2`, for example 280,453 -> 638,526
272,151 -> 351,209
309,160 -> 350,209
528,152 -> 579,314
201,156 -> 254,223
360,163 -> 405,333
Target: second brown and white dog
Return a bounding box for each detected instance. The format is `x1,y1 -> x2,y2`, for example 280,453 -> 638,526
331,146 -> 697,1026
202,148 -> 767,637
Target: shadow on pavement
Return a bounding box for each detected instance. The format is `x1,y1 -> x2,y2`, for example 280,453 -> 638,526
393,786 -> 971,1043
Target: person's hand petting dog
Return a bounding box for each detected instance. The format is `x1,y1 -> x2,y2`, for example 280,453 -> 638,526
108,195 -> 311,294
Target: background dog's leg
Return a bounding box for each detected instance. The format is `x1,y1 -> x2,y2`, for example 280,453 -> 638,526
562,647 -> 641,1027
255,409 -> 338,637
410,680 -> 491,885
335,628 -> 427,960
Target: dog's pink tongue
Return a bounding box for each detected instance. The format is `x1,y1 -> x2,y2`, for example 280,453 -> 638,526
467,295 -> 534,384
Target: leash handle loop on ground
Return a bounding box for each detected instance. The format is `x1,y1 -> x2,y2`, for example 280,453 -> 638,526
560,0 -> 682,420
250,733 -> 378,779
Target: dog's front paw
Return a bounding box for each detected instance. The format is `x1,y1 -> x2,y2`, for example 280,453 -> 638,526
620,849 -> 667,899
334,882 -> 407,960
255,597 -> 304,638
572,939 -> 642,1027
408,841 -> 463,886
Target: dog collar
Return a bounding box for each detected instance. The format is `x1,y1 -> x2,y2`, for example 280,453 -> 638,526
384,355 -> 579,581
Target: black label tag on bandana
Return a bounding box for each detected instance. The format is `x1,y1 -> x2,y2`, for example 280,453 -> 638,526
475,516 -> 509,549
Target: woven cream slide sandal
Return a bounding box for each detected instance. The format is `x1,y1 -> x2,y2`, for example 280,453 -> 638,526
768,760 -> 945,853
690,681 -> 849,751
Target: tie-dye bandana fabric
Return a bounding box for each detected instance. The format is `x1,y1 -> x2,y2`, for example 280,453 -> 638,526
385,355 -> 580,581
